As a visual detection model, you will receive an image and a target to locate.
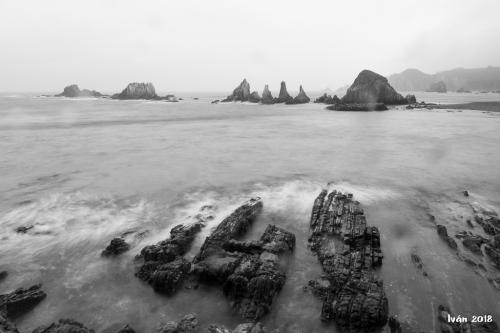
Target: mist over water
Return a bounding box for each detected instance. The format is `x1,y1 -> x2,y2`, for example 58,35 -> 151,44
1,94 -> 500,332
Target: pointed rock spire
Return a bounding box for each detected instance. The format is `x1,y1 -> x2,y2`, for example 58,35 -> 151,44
261,84 -> 274,104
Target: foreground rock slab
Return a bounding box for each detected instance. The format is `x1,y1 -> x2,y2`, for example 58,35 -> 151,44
307,189 -> 388,331
0,284 -> 46,319
193,198 -> 295,320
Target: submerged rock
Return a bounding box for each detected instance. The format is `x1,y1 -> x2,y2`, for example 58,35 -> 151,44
32,319 -> 94,333
222,79 -> 251,102
275,81 -> 293,103
55,84 -> 103,98
156,314 -> 198,333
426,81 -> 447,93
15,225 -> 34,233
342,70 -> 407,105
112,82 -> 158,100
0,284 -> 46,319
286,85 -> 310,104
307,190 -> 387,330
327,103 -> 388,111
261,85 -> 274,104
101,238 -> 130,257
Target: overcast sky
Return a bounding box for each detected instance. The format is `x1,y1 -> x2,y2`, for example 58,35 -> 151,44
1,0 -> 500,93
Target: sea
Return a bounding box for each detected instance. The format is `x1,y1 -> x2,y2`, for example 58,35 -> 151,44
1,91 -> 500,332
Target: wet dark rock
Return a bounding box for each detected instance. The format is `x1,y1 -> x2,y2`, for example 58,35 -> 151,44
248,91 -> 261,103
222,79 -> 251,102
485,236 -> 500,268
101,238 -> 130,257
0,271 -> 7,283
156,314 -> 198,333
275,81 -> 293,104
32,319 -> 94,333
462,234 -> 487,254
15,225 -> 34,233
437,304 -> 499,333
0,311 -> 18,333
55,84 -> 103,98
405,102 -> 441,110
436,225 -> 458,249
286,85 -> 310,104
410,253 -> 428,276
426,81 -> 447,93
326,103 -> 388,111
405,94 -> 417,104
307,189 -> 388,330
474,215 -> 500,236
211,100 -> 220,104
193,198 -> 294,320
341,70 -> 407,105
261,85 -> 274,104
0,284 -> 46,318
112,82 -> 158,100
314,93 -> 340,105
136,222 -> 203,293
463,190 -> 470,197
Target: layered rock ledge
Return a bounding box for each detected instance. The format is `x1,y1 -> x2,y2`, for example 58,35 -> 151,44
307,189 -> 388,330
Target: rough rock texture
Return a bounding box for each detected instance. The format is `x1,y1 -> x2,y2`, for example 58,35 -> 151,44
248,91 -> 261,103
156,314 -> 198,333
327,103 -> 388,111
314,94 -> 341,105
307,190 -> 388,330
114,325 -> 135,333
112,82 -> 158,100
222,79 -> 251,102
261,85 -> 274,104
426,81 -> 447,93
341,70 -> 407,105
0,284 -> 46,318
101,238 -> 130,257
0,311 -> 18,333
410,253 -> 428,277
286,85 -> 310,104
32,319 -> 94,333
485,235 -> 500,268
275,81 -> 293,104
437,305 -> 499,333
135,223 -> 203,294
193,198 -> 294,320
436,225 -> 458,249
55,85 -> 103,98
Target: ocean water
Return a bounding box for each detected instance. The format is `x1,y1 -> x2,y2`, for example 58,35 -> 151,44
1,93 -> 500,332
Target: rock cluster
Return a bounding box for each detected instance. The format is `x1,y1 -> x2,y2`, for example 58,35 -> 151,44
101,238 -> 130,257
111,83 -> 178,101
55,84 -> 103,98
0,284 -> 46,319
221,80 -> 310,104
193,198 -> 295,320
314,93 -> 340,105
307,190 -> 388,330
341,70 -> 407,105
156,313 -> 198,333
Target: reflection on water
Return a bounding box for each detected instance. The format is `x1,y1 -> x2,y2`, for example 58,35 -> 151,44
0,95 -> 499,331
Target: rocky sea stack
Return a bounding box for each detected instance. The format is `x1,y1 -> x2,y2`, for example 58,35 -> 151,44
261,84 -> 274,104
286,85 -> 310,104
55,84 -> 103,98
111,82 -> 178,101
275,81 -> 293,103
222,79 -> 252,102
341,70 -> 407,105
112,82 -> 158,100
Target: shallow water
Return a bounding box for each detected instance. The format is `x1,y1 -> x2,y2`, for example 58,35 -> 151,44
0,93 -> 499,332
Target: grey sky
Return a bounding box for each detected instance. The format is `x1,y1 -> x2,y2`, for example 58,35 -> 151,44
1,0 -> 500,93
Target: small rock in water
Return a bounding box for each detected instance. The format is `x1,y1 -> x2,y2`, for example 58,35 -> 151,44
156,314 -> 198,333
0,270 -> 7,282
0,284 -> 47,318
463,190 -> 470,197
436,225 -> 458,249
101,238 -> 130,257
14,225 -> 33,234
